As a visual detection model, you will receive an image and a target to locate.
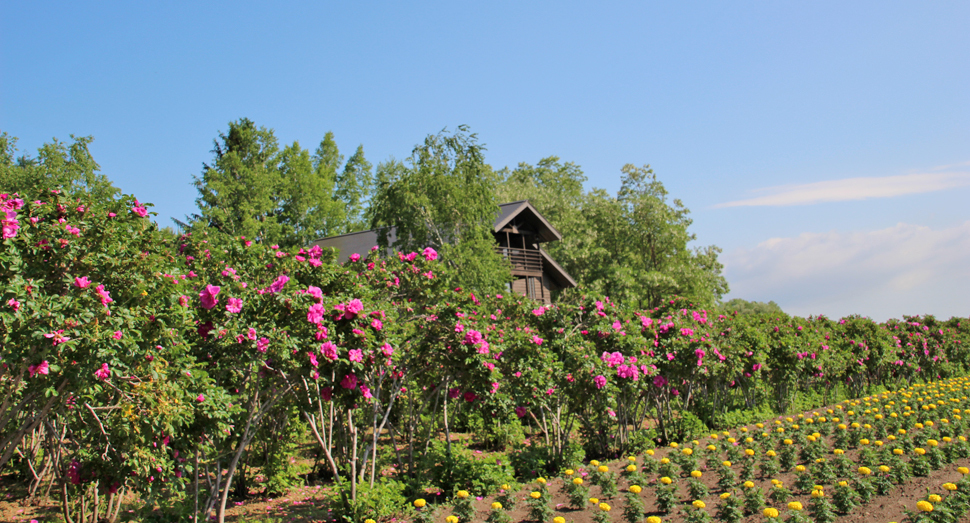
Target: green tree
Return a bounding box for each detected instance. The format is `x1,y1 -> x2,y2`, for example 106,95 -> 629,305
189,118 -> 284,242
369,126 -> 510,292
719,299 -> 785,315
189,121 -> 356,246
336,144 -> 374,233
0,132 -> 119,201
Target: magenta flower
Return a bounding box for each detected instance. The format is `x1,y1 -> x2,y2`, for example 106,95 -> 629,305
199,285 -> 220,309
348,349 -> 364,363
531,335 -> 543,345
344,298 -> 364,318
95,284 -> 113,306
371,319 -> 383,331
515,406 -> 528,418
380,343 -> 394,357
349,253 -> 361,262
307,303 -> 325,324
308,352 -> 319,367
178,295 -> 189,307
463,391 -> 477,403
28,361 -> 49,378
268,274 -> 289,293
320,387 -> 333,401
448,387 -> 462,399
94,363 -> 111,381
653,375 -> 668,388
422,247 -> 438,261
6,298 -> 19,311
594,375 -> 607,389
340,373 -> 358,389
226,297 -> 243,313
44,330 -> 71,346
257,337 -> 269,353
74,276 -> 91,288
131,204 -> 148,217
360,385 -> 373,399
320,341 -> 338,361
112,331 -> 123,340
196,394 -> 205,402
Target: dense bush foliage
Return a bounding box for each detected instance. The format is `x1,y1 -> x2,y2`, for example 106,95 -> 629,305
3,186 -> 970,522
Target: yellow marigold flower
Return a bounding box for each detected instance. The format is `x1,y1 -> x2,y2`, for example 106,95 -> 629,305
670,442 -> 679,448
788,501 -> 803,511
893,449 -> 904,455
553,518 -> 565,523
682,448 -> 693,456
536,478 -> 546,485
660,477 -> 672,485
766,450 -> 776,457
914,448 -> 926,456
491,502 -> 503,510
879,465 -> 890,473
722,460 -> 732,467
590,460 -> 600,466
646,449 -> 655,456
707,445 -> 717,451
943,483 -> 957,491
565,469 -> 574,476
589,497 -> 599,504
783,439 -> 793,445
457,490 -> 470,498
917,500 -> 933,512
743,481 -> 755,488
660,458 -> 670,464
777,427 -> 785,433
573,478 -> 583,485
745,449 -> 755,456
530,492 -> 541,499
837,424 -> 847,430
858,467 -> 871,476
838,481 -> 848,487
943,437 -> 952,443
763,507 -> 779,518
728,438 -> 737,443
795,465 -> 806,472
928,494 -> 942,503
811,489 -> 824,498
628,455 -> 637,462
770,479 -> 780,485
626,464 -> 636,472
833,449 -> 844,455
958,467 -> 970,475
597,465 -> 608,473
629,485 -> 642,494
414,498 -> 427,508
646,517 -> 662,523
927,439 -> 938,447
860,439 -> 870,445
692,500 -> 706,509
446,516 -> 459,523
501,484 -> 510,490
365,519 -> 376,523
720,492 -> 731,499
598,502 -> 611,512
690,470 -> 702,478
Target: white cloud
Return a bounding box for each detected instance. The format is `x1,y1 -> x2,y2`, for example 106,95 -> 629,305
723,222 -> 970,321
715,171 -> 970,208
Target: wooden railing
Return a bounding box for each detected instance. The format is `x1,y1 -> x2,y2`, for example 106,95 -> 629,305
494,246 -> 543,274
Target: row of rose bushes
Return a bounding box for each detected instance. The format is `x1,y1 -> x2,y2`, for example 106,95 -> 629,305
2,187 -> 970,522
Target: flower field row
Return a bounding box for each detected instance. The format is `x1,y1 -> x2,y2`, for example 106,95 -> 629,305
419,374 -> 970,523
2,187 -> 970,522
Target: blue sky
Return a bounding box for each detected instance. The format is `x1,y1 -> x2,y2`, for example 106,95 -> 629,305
3,1 -> 969,320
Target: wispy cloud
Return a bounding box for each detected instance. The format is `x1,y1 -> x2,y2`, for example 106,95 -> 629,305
722,222 -> 970,321
715,171 -> 970,208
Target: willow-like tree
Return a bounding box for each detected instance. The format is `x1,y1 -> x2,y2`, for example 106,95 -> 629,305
369,126 -> 511,292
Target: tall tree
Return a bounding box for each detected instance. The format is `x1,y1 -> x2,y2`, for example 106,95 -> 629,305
0,132 -> 119,201
369,126 -> 510,292
336,145 -> 374,233
189,118 -> 283,242
277,140 -> 346,246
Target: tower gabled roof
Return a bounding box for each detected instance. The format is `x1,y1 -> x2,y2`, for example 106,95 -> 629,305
494,200 -> 562,243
